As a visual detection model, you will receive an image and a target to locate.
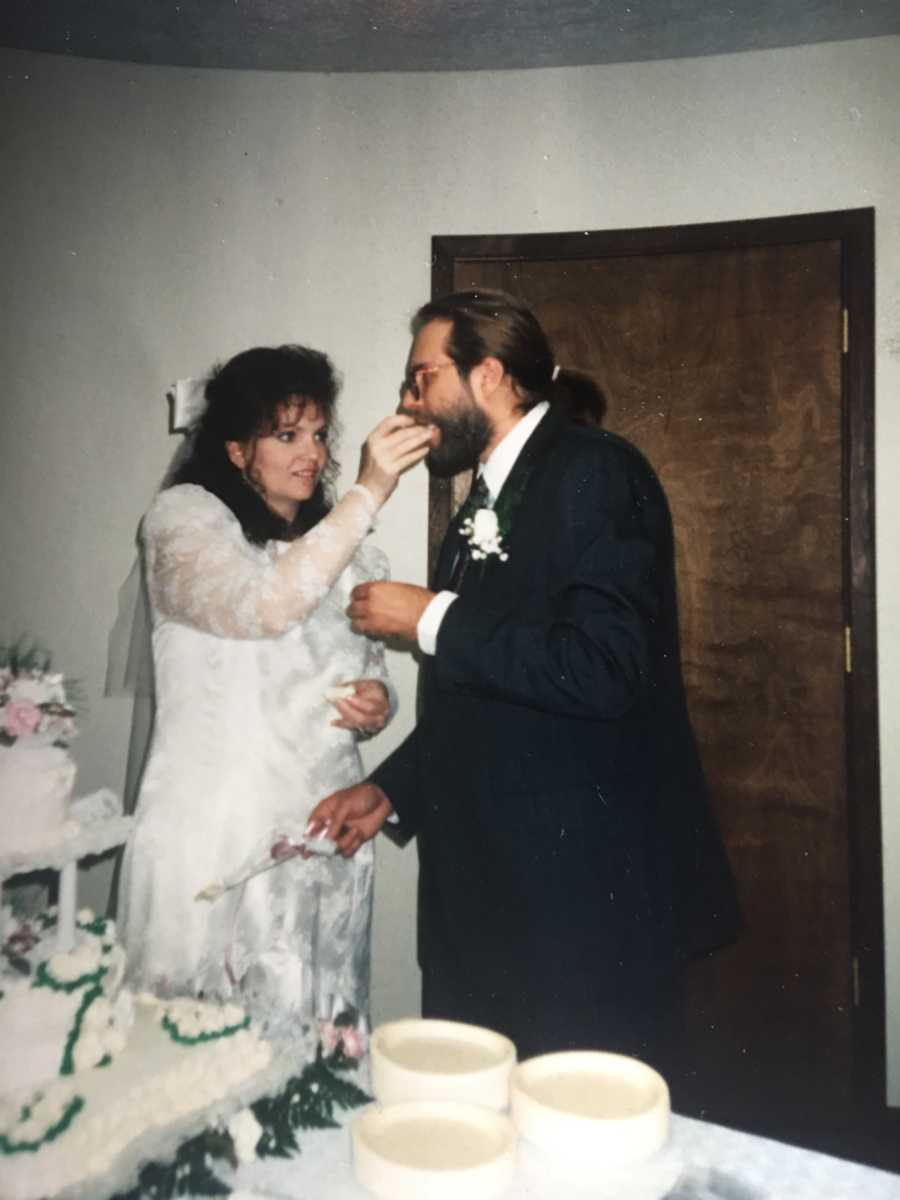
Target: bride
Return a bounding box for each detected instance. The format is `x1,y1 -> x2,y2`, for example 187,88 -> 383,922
117,344 -> 432,1042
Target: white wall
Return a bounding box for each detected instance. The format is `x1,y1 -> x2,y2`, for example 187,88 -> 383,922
1,35 -> 898,1097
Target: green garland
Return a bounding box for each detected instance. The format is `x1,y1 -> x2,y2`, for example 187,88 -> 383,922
111,1046 -> 371,1200
0,1094 -> 85,1155
31,957 -> 110,1076
59,983 -> 105,1075
79,915 -> 111,938
161,1011 -> 251,1045
34,959 -> 107,994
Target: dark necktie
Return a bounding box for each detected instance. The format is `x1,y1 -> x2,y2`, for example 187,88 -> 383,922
447,473 -> 491,591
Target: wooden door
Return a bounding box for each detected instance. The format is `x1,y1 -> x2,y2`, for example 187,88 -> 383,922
430,212 -> 886,1163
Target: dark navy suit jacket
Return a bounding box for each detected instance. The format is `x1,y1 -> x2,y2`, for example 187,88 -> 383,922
372,404 -> 740,1058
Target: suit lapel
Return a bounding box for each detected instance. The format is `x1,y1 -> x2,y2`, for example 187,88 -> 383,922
438,403 -> 568,595
434,505 -> 468,590
479,403 -> 567,581
434,403 -> 566,590
492,401 -> 564,516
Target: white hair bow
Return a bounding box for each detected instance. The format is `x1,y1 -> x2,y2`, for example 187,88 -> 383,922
168,377 -> 208,433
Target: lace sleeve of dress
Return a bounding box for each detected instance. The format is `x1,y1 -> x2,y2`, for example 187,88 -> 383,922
142,483 -> 378,639
358,546 -> 399,727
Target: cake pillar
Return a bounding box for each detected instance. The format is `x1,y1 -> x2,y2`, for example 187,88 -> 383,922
57,860 -> 77,953
0,887 -> 12,945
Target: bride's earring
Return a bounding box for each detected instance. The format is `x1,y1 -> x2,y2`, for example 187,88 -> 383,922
226,440 -> 259,493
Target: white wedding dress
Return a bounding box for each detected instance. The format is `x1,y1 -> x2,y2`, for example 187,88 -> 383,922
118,482 -> 392,1041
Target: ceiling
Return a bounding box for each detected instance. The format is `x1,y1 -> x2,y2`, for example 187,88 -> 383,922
1,0 -> 898,73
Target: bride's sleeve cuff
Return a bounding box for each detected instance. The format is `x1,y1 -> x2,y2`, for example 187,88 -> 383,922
347,482 -> 378,519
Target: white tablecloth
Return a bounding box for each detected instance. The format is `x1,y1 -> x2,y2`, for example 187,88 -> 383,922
224,1109 -> 900,1200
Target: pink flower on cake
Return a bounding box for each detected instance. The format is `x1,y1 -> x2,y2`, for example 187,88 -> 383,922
319,1018 -> 366,1060
3,699 -> 43,737
0,644 -> 78,747
340,1024 -> 366,1059
319,1020 -> 341,1055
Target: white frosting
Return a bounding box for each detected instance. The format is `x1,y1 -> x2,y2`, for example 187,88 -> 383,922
0,917 -> 132,1097
0,998 -> 273,1200
0,743 -> 76,851
228,1107 -> 264,1164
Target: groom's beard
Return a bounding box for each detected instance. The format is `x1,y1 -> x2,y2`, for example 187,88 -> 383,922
424,393 -> 492,479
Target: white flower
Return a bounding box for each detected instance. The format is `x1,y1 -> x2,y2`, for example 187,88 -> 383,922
48,948 -> 90,982
8,677 -> 53,705
461,507 -> 509,563
472,508 -> 499,542
43,672 -> 67,703
228,1107 -> 263,1164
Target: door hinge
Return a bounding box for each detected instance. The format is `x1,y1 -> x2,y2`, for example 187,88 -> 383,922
842,307 -> 849,354
852,955 -> 861,1007
845,626 -> 852,674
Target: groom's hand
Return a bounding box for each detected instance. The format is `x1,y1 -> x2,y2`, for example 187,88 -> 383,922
306,782 -> 393,857
348,581 -> 433,641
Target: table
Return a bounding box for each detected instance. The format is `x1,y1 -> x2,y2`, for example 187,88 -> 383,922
222,1108 -> 900,1200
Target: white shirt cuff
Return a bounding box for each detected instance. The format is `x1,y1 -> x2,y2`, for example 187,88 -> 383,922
417,590 -> 458,656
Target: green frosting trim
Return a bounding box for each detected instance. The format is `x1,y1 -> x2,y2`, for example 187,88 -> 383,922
78,916 -> 109,937
35,959 -> 107,994
0,1094 -> 85,1155
161,1011 -> 250,1045
60,983 -> 104,1075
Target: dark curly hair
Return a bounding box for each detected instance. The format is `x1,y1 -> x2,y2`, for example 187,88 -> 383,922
170,345 -> 341,544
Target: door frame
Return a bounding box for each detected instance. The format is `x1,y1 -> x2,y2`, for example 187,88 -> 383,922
428,209 -> 883,1106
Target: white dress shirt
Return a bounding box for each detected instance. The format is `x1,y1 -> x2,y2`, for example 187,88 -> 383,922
416,401 -> 550,654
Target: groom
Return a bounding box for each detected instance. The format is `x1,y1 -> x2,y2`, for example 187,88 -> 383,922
309,289 -> 740,1062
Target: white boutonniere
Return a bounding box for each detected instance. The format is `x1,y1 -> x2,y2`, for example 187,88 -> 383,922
460,508 -> 509,562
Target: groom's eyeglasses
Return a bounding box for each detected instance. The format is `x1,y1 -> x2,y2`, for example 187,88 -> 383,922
399,361 -> 457,401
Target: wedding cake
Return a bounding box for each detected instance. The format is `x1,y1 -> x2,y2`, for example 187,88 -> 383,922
0,650 -> 283,1200
0,910 -> 133,1097
1,648 -> 368,1199
0,903 -> 280,1200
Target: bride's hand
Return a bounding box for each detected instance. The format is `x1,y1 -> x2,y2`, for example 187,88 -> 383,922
357,414 -> 435,507
329,679 -> 390,734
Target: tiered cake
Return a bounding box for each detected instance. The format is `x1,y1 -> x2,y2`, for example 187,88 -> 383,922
0,650 -> 291,1200
1,656 -> 78,854
1,910 -> 134,1097
0,909 -> 278,1200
